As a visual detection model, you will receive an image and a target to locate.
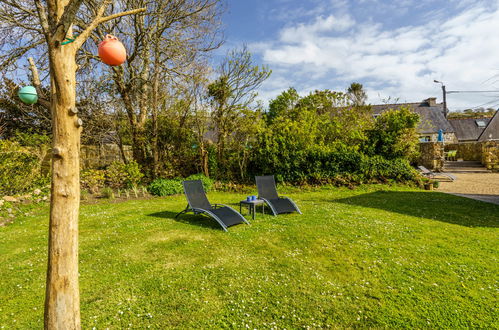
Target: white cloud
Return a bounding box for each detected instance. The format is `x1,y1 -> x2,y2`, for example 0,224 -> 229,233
250,1 -> 499,110
279,15 -> 355,43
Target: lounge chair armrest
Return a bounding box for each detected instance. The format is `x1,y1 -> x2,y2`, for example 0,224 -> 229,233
191,207 -> 208,213
213,203 -> 230,209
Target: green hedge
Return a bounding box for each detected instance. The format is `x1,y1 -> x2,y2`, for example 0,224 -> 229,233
148,174 -> 213,197
147,179 -> 183,196
251,146 -> 417,184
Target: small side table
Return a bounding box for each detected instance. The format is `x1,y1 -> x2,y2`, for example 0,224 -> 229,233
239,199 -> 265,220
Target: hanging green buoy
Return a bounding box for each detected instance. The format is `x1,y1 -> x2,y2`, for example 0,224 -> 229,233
18,86 -> 38,105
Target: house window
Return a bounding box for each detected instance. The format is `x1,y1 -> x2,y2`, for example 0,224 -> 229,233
476,120 -> 486,127
419,136 -> 431,142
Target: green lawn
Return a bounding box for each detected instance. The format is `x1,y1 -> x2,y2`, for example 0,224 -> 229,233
1,185 -> 498,328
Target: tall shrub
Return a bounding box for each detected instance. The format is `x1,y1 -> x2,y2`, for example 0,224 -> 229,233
106,160 -> 144,189
365,107 -> 420,160
0,135 -> 50,195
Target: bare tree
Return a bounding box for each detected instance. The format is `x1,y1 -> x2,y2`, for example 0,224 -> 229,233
0,0 -> 145,328
189,65 -> 212,176
207,46 -> 271,172
90,0 -> 224,175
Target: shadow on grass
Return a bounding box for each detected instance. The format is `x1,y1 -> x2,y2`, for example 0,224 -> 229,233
147,210 -> 223,231
333,191 -> 499,228
448,193 -> 499,205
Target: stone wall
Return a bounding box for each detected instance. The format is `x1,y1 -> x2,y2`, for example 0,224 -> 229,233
418,132 -> 458,143
42,144 -> 132,171
482,141 -> 499,172
418,142 -> 444,170
80,144 -> 133,169
441,141 -> 499,171
444,142 -> 483,161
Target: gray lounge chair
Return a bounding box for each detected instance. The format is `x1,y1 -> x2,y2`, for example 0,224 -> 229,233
418,166 -> 456,181
255,175 -> 302,216
175,180 -> 250,231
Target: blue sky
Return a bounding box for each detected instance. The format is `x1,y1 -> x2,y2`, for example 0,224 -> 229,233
222,0 -> 499,111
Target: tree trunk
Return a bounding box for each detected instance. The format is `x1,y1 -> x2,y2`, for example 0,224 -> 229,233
44,42 -> 81,329
116,131 -> 129,164
151,66 -> 160,177
200,144 -> 209,177
130,125 -> 148,165
116,88 -> 148,167
111,72 -> 148,167
216,133 -> 226,175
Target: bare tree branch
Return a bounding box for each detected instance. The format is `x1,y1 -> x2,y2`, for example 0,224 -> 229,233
33,0 -> 50,38
71,0 -> 111,48
99,7 -> 147,25
73,4 -> 146,49
28,57 -> 51,108
0,39 -> 45,72
53,0 -> 85,40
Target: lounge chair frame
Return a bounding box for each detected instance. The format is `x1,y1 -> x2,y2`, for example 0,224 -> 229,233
258,196 -> 302,216
175,180 -> 250,231
255,175 -> 302,216
418,165 -> 456,182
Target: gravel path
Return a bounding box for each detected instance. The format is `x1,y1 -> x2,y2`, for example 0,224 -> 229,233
437,172 -> 499,205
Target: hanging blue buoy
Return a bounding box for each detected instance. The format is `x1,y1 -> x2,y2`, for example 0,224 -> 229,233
18,86 -> 38,105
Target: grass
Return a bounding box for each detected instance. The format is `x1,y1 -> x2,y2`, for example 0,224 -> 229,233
0,184 -> 498,328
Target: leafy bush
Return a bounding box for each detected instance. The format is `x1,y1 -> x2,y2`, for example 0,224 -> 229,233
80,189 -> 90,201
147,178 -> 183,196
185,173 -> 213,192
13,131 -> 51,147
81,169 -> 106,194
106,162 -> 128,189
101,187 -> 114,199
364,107 -> 420,160
124,161 -> 144,188
148,174 -> 213,196
358,155 -> 417,183
106,160 -> 144,189
213,181 -> 254,193
0,139 -> 48,195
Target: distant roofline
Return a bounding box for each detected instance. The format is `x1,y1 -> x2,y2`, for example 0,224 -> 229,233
371,99 -> 454,134
477,109 -> 499,141
448,116 -> 494,121
370,102 -> 443,107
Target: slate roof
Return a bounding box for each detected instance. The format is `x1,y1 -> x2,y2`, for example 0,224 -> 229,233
448,117 -> 491,141
371,100 -> 454,134
478,110 -> 499,141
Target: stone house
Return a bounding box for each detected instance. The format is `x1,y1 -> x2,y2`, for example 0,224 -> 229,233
371,97 -> 458,143
477,110 -> 499,141
448,117 -> 492,142
447,110 -> 498,142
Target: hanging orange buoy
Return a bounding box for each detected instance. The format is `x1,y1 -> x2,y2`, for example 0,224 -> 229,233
98,34 -> 126,66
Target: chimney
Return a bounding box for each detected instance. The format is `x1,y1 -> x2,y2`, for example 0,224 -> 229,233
424,97 -> 437,107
